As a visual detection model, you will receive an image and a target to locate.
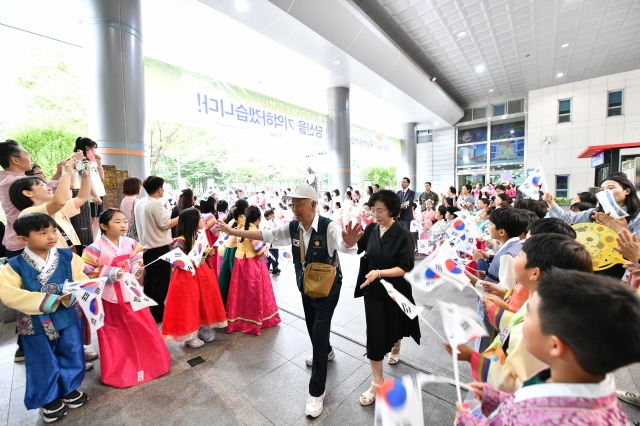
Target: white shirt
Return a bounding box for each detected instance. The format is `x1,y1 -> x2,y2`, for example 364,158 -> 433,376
262,213 -> 357,255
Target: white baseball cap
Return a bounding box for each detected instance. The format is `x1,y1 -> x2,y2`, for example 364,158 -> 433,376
284,184 -> 318,202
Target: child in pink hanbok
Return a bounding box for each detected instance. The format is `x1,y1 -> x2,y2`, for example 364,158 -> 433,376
456,268 -> 640,425
82,209 -> 171,388
226,206 -> 281,335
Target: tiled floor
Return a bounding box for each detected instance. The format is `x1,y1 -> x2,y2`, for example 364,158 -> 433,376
1,254 -> 639,425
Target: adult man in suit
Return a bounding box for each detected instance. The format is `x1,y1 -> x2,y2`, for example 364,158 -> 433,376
396,177 -> 415,230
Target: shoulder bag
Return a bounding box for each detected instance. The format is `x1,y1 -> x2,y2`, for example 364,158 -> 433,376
126,198 -> 139,240
300,227 -> 338,298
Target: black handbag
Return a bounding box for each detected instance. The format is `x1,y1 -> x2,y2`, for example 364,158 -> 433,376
354,253 -> 369,298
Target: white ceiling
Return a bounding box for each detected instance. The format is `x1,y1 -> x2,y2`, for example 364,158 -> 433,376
2,0 -> 639,136
352,0 -> 640,107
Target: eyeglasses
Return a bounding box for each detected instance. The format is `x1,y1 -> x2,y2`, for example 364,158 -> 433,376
372,208 -> 388,216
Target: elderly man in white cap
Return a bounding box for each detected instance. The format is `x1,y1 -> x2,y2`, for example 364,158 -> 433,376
217,184 -> 363,418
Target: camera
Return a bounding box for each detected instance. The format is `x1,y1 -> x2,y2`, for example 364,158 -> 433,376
74,160 -> 89,171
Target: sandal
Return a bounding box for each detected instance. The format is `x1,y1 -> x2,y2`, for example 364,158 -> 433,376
185,337 -> 204,348
360,380 -> 381,406
388,344 -> 401,365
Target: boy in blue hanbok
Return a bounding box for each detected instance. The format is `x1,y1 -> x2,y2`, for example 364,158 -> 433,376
0,213 -> 89,423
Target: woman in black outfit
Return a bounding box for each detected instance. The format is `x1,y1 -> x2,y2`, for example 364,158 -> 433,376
355,190 -> 421,406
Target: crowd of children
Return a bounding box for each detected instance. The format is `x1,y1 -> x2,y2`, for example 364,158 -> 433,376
1,138 -> 640,424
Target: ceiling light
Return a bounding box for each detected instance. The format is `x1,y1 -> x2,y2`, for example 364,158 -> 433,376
457,31 -> 467,38
557,72 -> 564,78
430,76 -> 437,82
489,89 -> 494,92
561,43 -> 570,48
235,0 -> 249,12
331,60 -> 341,66
433,121 -> 439,126
475,64 -> 485,73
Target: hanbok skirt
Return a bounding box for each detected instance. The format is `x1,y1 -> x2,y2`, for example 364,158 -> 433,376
98,284 -> 171,388
218,247 -> 237,307
162,261 -> 228,342
226,256 -> 281,335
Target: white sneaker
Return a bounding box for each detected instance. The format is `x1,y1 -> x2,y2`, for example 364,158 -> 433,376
305,349 -> 335,367
305,392 -> 325,418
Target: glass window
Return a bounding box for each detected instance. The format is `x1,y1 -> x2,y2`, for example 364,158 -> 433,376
507,99 -> 523,114
608,90 -> 623,117
472,107 -> 487,120
490,165 -> 524,186
558,99 -> 571,123
556,175 -> 569,198
461,109 -> 473,122
458,125 -> 488,144
490,139 -> 525,164
491,120 -> 525,140
492,103 -> 505,116
457,143 -> 488,166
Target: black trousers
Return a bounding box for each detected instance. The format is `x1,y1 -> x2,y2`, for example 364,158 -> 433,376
301,281 -> 340,397
143,245 -> 172,322
267,248 -> 279,272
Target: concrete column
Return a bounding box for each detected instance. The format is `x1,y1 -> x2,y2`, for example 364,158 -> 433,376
327,87 -> 350,192
401,122 -> 417,191
84,0 -> 146,179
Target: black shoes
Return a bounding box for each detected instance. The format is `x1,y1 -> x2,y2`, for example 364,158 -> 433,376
14,347 -> 25,362
40,399 -> 67,423
61,390 -> 89,409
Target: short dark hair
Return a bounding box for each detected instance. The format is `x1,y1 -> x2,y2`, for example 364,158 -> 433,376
264,209 -> 275,217
445,206 -> 460,216
536,267 -> 640,375
514,198 -> 547,219
522,233 -> 592,272
497,192 -> 512,205
489,207 -> 531,238
526,217 -> 576,238
142,176 -> 165,195
333,189 -> 340,196
74,137 -> 98,157
197,197 -> 217,214
322,205 -> 329,211
477,198 -> 490,207
576,191 -> 597,205
373,184 -> 380,189
25,164 -> 42,176
9,177 -> 45,210
425,181 -> 431,186
495,184 -> 506,191
437,205 -> 447,216
98,208 -> 126,233
571,201 -> 595,212
449,186 -> 457,195
0,139 -> 22,169
369,189 -> 401,218
122,177 -> 143,196
463,184 -> 472,192
14,213 -> 59,237
402,177 -> 410,184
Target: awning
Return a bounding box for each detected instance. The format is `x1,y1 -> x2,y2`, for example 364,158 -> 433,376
578,142 -> 640,158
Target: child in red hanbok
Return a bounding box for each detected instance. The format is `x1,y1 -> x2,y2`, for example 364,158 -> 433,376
226,206 -> 281,335
82,209 -> 171,388
162,208 -> 227,348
